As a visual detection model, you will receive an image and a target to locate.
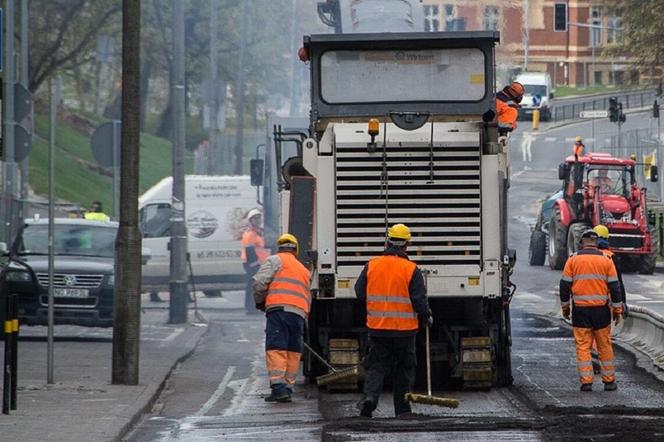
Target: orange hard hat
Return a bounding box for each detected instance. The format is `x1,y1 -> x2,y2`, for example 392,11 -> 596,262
504,82 -> 525,99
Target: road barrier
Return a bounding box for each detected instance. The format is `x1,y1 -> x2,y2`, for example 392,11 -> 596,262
614,305 -> 664,371
2,293 -> 18,414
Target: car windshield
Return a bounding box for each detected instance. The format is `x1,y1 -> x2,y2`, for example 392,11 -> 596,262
523,84 -> 547,97
17,224 -> 117,257
586,166 -> 630,196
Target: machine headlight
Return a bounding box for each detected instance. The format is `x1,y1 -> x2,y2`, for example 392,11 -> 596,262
107,275 -> 115,286
5,271 -> 32,282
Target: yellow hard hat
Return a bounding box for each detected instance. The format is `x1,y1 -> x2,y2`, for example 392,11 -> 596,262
387,223 -> 411,241
593,225 -> 609,239
575,136 -> 583,143
277,233 -> 299,253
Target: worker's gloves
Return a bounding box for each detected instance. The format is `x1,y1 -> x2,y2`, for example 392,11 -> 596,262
612,308 -> 623,325
562,305 -> 571,320
420,314 -> 434,329
498,135 -> 508,146
427,315 -> 434,328
256,302 -> 266,312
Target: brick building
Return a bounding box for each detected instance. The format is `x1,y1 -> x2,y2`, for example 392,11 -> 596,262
420,0 -> 635,87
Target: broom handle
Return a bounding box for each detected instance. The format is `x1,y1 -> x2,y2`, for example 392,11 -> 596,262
426,325 -> 432,397
303,342 -> 337,372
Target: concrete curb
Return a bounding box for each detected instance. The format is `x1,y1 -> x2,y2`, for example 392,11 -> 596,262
113,324 -> 210,442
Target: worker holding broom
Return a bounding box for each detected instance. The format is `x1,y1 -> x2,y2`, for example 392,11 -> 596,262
354,223 -> 433,418
253,233 -> 310,403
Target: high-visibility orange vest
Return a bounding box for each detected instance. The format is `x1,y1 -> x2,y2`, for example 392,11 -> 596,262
241,229 -> 269,263
496,98 -> 518,132
600,249 -> 614,258
574,143 -> 585,157
266,252 -> 311,317
561,248 -> 618,308
365,255 -> 418,331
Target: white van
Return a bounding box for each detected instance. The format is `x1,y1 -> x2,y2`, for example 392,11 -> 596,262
515,72 -> 554,121
139,175 -> 258,296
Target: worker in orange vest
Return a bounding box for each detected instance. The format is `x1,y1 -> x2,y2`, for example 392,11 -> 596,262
560,229 -> 623,392
253,233 -> 311,403
354,223 -> 433,418
242,209 -> 269,313
573,136 -> 585,159
496,81 -> 524,146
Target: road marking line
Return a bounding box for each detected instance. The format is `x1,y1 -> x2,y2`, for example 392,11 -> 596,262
545,137 -> 556,142
196,366 -> 236,417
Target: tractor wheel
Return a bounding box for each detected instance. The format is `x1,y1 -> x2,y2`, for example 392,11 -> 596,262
548,207 -> 569,270
567,223 -> 588,256
528,231 -> 546,266
638,224 -> 658,275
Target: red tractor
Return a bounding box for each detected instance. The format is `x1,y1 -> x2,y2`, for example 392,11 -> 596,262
545,152 -> 659,274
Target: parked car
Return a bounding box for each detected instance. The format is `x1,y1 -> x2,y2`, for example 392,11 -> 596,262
2,218 -> 118,327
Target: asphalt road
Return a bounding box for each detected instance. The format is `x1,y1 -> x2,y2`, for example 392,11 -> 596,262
126,113 -> 664,441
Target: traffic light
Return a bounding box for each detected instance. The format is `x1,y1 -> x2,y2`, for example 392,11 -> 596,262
654,100 -> 660,119
554,3 -> 568,32
609,97 -> 619,122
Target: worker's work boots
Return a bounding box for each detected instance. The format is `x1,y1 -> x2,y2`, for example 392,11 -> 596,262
580,384 -> 593,392
264,391 -> 292,403
357,399 -> 375,418
604,382 -> 618,391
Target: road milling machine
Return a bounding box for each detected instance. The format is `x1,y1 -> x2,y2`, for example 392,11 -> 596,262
260,32 -> 516,389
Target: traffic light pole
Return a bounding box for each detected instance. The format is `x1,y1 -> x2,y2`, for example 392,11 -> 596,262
3,0 -> 16,243
169,0 -> 189,324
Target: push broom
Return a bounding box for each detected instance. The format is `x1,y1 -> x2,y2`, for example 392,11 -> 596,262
405,326 -> 459,408
303,342 -> 359,386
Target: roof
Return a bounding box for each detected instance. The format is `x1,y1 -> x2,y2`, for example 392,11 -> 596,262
304,31 -> 500,48
564,152 -> 635,167
24,217 -> 119,228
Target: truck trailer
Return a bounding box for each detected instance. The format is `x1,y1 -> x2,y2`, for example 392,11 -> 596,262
258,31 -> 516,389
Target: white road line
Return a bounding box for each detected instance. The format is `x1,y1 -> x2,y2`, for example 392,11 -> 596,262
544,137 -> 556,142
196,366 -> 236,417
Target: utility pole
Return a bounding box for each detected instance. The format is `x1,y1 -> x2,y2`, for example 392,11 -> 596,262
288,0 -> 299,117
19,0 -> 29,219
3,0 -> 16,243
522,0 -> 529,71
169,0 -> 189,324
207,0 -> 219,175
112,0 -> 142,385
233,0 -> 248,174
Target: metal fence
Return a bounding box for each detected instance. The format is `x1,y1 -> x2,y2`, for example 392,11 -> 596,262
552,89 -> 657,122
593,127 -> 663,202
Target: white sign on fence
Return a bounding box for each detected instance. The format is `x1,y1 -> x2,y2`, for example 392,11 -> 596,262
579,110 -> 609,119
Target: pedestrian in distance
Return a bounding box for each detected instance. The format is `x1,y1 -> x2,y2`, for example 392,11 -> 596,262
354,223 -> 433,418
242,208 -> 269,314
573,136 -> 585,159
253,233 -> 311,403
84,200 -> 110,222
560,229 -> 623,392
495,81 -> 524,146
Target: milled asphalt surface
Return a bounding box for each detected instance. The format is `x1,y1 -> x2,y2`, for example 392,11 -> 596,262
0,296 -> 207,442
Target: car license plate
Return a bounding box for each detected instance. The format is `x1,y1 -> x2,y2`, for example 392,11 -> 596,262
54,288 -> 89,298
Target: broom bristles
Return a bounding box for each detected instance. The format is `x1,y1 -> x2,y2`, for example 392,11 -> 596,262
315,366 -> 359,386
404,392 -> 459,408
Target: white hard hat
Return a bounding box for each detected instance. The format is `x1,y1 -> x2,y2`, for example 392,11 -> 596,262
247,208 -> 262,220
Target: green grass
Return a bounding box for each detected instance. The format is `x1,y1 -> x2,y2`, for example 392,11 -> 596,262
553,84 -> 643,98
30,111 -> 192,212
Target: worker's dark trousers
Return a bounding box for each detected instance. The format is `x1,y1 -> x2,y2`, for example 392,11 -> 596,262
244,264 -> 259,313
362,334 -> 416,416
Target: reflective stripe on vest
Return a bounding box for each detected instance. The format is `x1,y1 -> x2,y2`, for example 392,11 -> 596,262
266,252 -> 311,316
562,250 -> 617,308
366,255 -> 418,331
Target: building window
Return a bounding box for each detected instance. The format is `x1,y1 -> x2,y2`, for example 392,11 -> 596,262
424,5 -> 440,32
483,6 -> 500,31
607,15 -> 622,44
590,6 -> 601,47
443,4 -> 457,31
